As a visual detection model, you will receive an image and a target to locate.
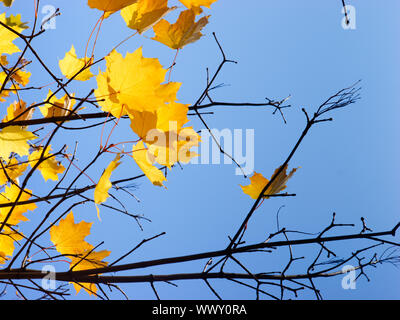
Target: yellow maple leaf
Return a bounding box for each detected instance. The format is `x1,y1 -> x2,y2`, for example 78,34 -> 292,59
129,110 -> 158,142
179,0 -> 217,14
0,45 -> 29,100
28,146 -> 65,181
132,140 -> 166,186
10,69 -> 31,86
0,184 -> 37,226
1,86 -> 22,101
94,154 -> 121,219
0,157 -> 28,186
0,251 -> 6,264
129,102 -> 198,168
49,211 -> 111,295
94,154 -> 121,205
59,45 -> 94,81
152,9 -> 209,49
0,126 -> 36,160
87,0 -> 138,14
121,0 -> 176,34
49,211 -> 93,256
94,48 -> 180,117
0,13 -> 22,55
129,102 -> 189,141
155,102 -> 189,133
0,226 -> 22,264
174,126 -> 200,164
0,77 -> 22,102
40,90 -> 76,120
148,126 -> 200,168
70,249 -> 110,295
5,14 -> 28,31
0,72 -> 10,102
2,100 -> 34,123
241,165 -> 298,200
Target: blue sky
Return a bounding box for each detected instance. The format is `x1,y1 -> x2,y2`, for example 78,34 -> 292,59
1,0 -> 399,299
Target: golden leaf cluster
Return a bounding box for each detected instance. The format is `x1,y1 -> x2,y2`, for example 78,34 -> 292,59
0,0 -> 224,296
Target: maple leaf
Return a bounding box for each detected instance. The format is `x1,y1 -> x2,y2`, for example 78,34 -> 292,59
49,211 -> 111,295
147,126 -> 200,168
179,0 -> 217,15
0,47 -> 29,101
0,157 -> 28,186
0,127 -> 36,160
152,9 -> 209,49
129,110 -> 158,142
0,0 -> 14,7
28,146 -> 65,181
173,126 -> 200,164
2,100 -> 34,123
241,165 -> 298,200
70,249 -> 110,295
0,226 -> 23,265
5,14 -> 29,30
87,0 -> 138,14
129,102 -> 189,141
10,69 -> 31,87
129,102 -> 199,168
0,70 -> 26,102
59,45 -> 94,81
0,55 -> 8,66
121,0 -> 176,34
94,48 -> 181,118
0,184 -> 36,264
0,13 -> 23,55
39,90 -> 76,120
132,140 -> 166,187
0,73 -> 10,102
0,184 -> 37,226
0,250 -> 7,265
94,154 -> 121,219
155,102 -> 190,133
50,211 -> 93,256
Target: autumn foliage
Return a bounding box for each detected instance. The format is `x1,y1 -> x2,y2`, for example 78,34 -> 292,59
1,0 -> 393,301
0,0 -> 224,295
1,0 -> 294,296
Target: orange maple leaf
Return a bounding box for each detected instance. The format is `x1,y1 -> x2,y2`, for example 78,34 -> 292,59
152,9 -> 209,49
241,164 -> 298,200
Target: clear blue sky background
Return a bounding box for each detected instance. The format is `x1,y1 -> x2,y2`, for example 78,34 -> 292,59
1,0 -> 399,299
